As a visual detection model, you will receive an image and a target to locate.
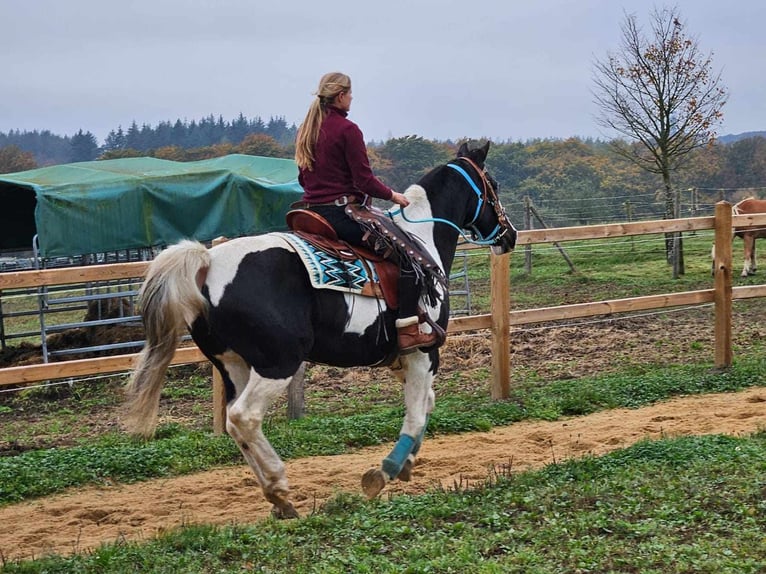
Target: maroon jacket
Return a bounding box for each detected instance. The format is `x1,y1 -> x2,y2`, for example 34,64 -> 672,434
298,107 -> 393,204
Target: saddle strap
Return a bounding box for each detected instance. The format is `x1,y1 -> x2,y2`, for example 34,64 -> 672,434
345,204 -> 447,306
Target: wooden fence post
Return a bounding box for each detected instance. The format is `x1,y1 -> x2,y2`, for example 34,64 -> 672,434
524,196 -> 532,274
490,251 -> 511,399
713,201 -> 733,368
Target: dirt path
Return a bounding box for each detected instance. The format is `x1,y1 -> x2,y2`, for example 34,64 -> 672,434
2,387 -> 765,561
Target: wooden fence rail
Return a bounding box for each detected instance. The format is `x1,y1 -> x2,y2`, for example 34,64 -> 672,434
1,202 -> 764,426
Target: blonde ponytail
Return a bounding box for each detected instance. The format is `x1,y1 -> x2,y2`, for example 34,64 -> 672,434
295,72 -> 351,170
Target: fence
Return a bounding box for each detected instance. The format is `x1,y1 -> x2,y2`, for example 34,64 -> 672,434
0,250 -> 472,360
0,245 -> 162,359
1,202 -> 765,432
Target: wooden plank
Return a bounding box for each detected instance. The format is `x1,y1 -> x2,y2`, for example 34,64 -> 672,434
447,313 -> 491,333
732,213 -> 766,229
448,288 -> 721,334
489,252 -> 511,399
714,202 -> 733,368
0,346 -> 206,387
0,261 -> 149,290
515,216 -> 715,245
733,284 -> 766,300
508,290 -> 715,325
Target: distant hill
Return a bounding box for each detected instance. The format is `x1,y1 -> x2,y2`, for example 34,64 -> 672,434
717,131 -> 766,144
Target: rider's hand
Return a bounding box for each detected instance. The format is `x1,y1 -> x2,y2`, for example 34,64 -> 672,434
390,191 -> 410,208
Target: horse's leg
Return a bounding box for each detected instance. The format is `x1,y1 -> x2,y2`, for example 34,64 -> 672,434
752,237 -> 757,274
383,362 -> 433,482
362,351 -> 434,498
223,353 -> 298,518
742,233 -> 755,277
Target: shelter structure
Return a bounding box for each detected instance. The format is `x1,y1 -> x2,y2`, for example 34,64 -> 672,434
0,154 -> 304,361
0,154 -> 303,258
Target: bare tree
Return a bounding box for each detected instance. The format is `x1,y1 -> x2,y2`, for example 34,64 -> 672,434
593,6 -> 727,277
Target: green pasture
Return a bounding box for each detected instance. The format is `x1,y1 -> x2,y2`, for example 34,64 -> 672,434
3,432 -> 764,573
1,229 -> 765,571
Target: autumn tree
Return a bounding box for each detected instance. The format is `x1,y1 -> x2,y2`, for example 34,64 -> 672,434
376,136 -> 451,191
237,134 -> 286,158
725,137 -> 766,190
100,148 -> 143,160
367,146 -> 394,175
593,6 -> 727,276
515,139 -> 612,226
0,145 -> 37,174
487,141 -> 530,198
153,146 -> 188,161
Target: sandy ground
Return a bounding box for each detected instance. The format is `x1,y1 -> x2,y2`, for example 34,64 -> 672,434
1,386 -> 764,561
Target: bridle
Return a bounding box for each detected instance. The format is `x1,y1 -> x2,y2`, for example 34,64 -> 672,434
447,156 -> 513,245
390,156 -> 513,246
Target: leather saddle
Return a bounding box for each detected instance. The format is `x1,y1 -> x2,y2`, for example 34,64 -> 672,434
285,209 -> 400,309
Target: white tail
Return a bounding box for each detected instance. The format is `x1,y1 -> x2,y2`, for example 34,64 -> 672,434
124,240 -> 211,437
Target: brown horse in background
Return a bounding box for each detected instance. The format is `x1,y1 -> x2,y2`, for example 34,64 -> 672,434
731,197 -> 766,277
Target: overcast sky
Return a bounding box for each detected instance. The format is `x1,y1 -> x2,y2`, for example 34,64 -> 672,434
1,0 -> 763,145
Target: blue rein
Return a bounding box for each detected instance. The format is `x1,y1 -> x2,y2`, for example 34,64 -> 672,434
389,162 -> 503,246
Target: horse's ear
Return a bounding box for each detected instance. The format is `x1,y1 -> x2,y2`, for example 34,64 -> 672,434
457,142 -> 469,157
477,141 -> 491,162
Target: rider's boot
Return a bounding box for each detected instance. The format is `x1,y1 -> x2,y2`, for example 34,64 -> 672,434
396,316 -> 439,353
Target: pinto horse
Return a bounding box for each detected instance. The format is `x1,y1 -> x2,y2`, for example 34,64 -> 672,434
124,141 -> 517,518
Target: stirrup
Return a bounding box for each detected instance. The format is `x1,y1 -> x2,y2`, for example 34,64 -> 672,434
417,309 -> 446,346
396,315 -> 444,353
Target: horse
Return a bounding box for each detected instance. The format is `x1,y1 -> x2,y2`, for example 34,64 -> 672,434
712,197 -> 766,278
732,197 -> 766,277
124,141 -> 517,518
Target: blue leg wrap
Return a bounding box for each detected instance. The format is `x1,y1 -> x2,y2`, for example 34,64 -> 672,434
382,434 -> 416,479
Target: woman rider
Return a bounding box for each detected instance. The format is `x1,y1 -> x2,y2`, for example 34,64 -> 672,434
294,72 -> 439,353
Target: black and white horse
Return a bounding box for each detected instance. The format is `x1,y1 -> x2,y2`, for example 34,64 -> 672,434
124,141 -> 517,518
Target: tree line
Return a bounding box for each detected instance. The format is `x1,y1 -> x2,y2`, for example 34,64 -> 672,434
0,113 -> 297,167
2,128 -> 765,228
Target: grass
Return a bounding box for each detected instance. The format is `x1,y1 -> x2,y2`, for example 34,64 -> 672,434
1,231 -> 765,569
2,432 -> 764,573
0,357 -> 763,506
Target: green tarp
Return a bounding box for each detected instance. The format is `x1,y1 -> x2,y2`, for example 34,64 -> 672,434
0,154 -> 303,257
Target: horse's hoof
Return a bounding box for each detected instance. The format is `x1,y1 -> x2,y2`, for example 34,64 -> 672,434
361,468 -> 387,499
271,503 -> 300,519
397,459 -> 414,482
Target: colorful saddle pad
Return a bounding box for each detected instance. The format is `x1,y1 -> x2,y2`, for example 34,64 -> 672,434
275,232 -> 379,295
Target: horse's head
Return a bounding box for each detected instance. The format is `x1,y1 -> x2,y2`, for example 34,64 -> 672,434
452,141 -> 517,255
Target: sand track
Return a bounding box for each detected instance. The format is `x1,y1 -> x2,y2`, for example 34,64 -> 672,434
1,387 -> 764,561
